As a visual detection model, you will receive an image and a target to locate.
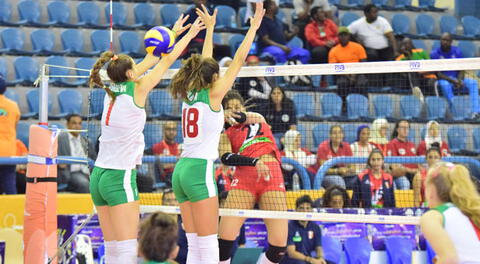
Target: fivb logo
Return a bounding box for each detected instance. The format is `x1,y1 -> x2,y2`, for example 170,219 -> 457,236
265,66 -> 275,75
409,61 -> 421,70
334,64 -> 345,72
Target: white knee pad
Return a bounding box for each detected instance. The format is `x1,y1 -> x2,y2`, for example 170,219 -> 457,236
115,239 -> 137,264
186,233 -> 200,264
198,234 -> 219,264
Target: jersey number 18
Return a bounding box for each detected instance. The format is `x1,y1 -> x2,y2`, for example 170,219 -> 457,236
182,108 -> 199,138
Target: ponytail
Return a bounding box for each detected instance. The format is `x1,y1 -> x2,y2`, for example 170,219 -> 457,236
89,51 -> 116,102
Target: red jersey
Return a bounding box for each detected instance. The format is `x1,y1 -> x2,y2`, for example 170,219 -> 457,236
416,140 -> 450,157
387,138 -> 418,169
313,140 -> 352,171
152,140 -> 180,173
225,122 -> 281,162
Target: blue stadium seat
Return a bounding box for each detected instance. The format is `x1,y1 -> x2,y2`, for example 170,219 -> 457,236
296,123 -> 307,149
420,127 -> 426,139
288,36 -> 303,49
159,4 -> 180,28
341,12 -> 360,26
75,57 -> 96,86
344,237 -> 373,264
343,124 -> 357,144
278,0 -> 294,8
394,0 -> 419,11
347,0 -> 365,9
322,236 -> 342,264
440,15 -> 460,37
213,34 -> 222,45
30,29 -> 65,56
149,90 -> 177,120
392,14 -> 414,37
4,89 -> 19,104
13,57 -> 39,86
90,30 -> 110,54
472,128 -> 480,154
419,0 -> 446,12
425,96 -> 447,120
312,124 -> 331,148
17,122 -> 30,147
24,89 -> 53,119
215,5 -> 238,32
238,6 -> 248,28
373,95 -> 394,120
416,14 -> 438,39
77,2 -> 106,29
61,29 -> 98,57
293,93 -> 315,120
400,95 -> 422,120
47,1 -> 76,28
133,3 -> 156,30
276,9 -> 287,24
105,2 -> 135,30
461,16 -> 480,39
45,56 -> 83,87
0,57 -> 19,86
0,1 -> 23,26
88,89 -> 106,119
0,28 -> 33,55
431,40 -> 440,51
457,41 -> 476,58
451,96 -> 471,121
17,0 -> 54,27
408,127 -> 417,144
385,236 -> 413,264
56,89 -> 83,118
119,31 -> 144,58
228,34 -> 244,57
321,93 -> 343,120
412,39 -> 427,51
447,126 -> 467,154
346,94 -> 370,120
372,0 -> 391,9
82,122 -> 101,145
144,123 -> 162,150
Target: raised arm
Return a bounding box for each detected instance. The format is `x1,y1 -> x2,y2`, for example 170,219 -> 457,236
197,4 -> 217,59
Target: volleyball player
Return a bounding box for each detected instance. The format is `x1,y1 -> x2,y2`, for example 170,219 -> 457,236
412,147 -> 441,207
88,17 -> 204,264
218,90 -> 288,264
420,162 -> 480,263
169,3 -> 265,264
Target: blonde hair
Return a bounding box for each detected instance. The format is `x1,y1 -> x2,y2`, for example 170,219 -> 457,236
169,54 -> 219,101
427,162 -> 480,228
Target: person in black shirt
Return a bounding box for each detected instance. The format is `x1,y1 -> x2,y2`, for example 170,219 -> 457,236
261,86 -> 297,135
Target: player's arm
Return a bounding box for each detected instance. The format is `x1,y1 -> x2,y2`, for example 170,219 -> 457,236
196,5 -> 217,59
420,210 -> 459,264
211,3 -> 265,100
245,112 -> 266,124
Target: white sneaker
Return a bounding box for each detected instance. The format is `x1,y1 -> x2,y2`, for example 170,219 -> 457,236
412,86 -> 424,103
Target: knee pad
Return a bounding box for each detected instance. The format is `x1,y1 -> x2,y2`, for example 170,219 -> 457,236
218,239 -> 235,261
265,244 -> 287,263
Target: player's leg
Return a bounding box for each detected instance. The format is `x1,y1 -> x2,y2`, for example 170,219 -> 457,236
178,201 -> 201,264
259,191 -> 288,264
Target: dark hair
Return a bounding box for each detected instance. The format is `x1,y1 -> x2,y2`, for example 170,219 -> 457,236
89,51 -> 134,103
322,185 -> 351,208
367,149 -> 384,168
295,195 -> 314,209
66,113 -> 82,123
161,189 -> 175,205
269,86 -> 293,111
0,75 -> 6,95
222,89 -> 245,109
169,54 -> 219,101
391,119 -> 409,140
264,0 -> 275,10
310,6 -> 322,19
139,212 -> 178,262
329,125 -> 343,135
363,4 -> 377,14
426,147 -> 442,158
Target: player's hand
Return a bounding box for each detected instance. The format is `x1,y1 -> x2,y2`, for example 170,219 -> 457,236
224,109 -> 242,126
280,45 -> 291,53
255,160 -> 271,182
196,4 -> 217,29
249,2 -> 265,31
186,17 -> 206,38
172,14 -> 191,36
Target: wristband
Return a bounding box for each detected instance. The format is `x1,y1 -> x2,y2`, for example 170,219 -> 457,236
221,152 -> 259,166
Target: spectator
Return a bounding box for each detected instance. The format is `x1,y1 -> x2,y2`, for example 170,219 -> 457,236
328,27 -> 368,105
57,114 -> 96,193
387,120 -> 419,190
0,77 -> 20,194
281,195 -> 327,264
315,125 -> 356,189
219,56 -> 233,68
262,87 -> 297,134
348,4 -> 397,62
431,33 -> 480,119
15,139 -> 28,194
352,149 -> 395,208
416,121 -> 450,157
293,0 -> 334,43
305,7 -> 338,64
322,185 -> 350,208
369,118 -> 389,155
245,0 -> 279,24
413,147 -> 441,207
161,189 -> 187,264
281,130 -> 317,189
395,38 -> 437,101
350,125 -> 375,175
258,0 -> 311,64
152,121 -> 181,187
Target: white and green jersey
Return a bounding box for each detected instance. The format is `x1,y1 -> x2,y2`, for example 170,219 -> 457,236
434,203 -> 480,263
180,88 -> 224,160
95,81 -> 146,170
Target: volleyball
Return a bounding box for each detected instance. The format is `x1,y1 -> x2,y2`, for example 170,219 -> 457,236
144,26 -> 176,57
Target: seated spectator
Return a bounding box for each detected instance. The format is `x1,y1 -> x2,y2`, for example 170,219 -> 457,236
369,118 -> 389,155
15,139 -> 28,194
58,114 -> 97,193
138,211 -> 179,264
350,125 -> 375,175
258,0 -> 311,64
161,189 -> 188,264
261,87 -> 297,134
322,185 -> 350,208
245,0 -> 279,24
352,149 -> 395,208
431,33 -> 480,119
416,121 -> 450,157
293,0 -> 335,43
328,27 -> 368,105
348,4 -> 397,62
387,120 -> 419,190
281,130 -> 317,189
413,147 -> 441,207
395,38 -> 437,101
305,7 -> 338,64
152,121 -> 181,187
315,125 -> 356,189
282,195 -> 327,264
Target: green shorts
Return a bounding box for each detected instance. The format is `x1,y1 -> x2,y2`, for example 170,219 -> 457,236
90,166 -> 139,206
172,158 -> 217,203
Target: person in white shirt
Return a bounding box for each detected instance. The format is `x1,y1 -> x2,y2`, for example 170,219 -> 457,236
350,125 -> 375,175
347,4 -> 397,62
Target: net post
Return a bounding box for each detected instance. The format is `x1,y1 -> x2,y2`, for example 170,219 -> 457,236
39,64 -> 49,125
